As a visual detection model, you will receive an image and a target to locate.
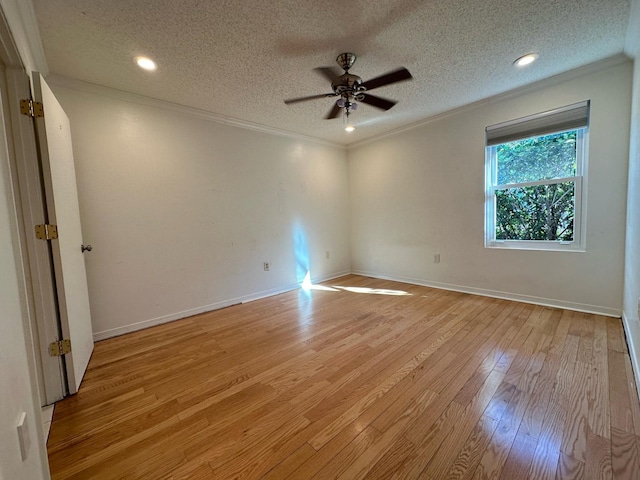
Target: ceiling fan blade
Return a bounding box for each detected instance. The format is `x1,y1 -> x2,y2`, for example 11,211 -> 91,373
314,66 -> 342,82
325,103 -> 341,120
284,93 -> 333,105
361,67 -> 412,91
360,94 -> 397,111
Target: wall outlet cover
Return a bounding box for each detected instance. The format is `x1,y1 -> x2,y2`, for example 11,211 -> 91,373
17,412 -> 30,462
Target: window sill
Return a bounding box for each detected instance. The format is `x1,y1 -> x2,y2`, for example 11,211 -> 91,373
485,241 -> 585,252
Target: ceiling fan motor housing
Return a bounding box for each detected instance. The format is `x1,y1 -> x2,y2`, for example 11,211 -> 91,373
332,73 -> 364,95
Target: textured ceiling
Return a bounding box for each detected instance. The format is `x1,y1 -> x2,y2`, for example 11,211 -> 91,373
33,0 -> 631,145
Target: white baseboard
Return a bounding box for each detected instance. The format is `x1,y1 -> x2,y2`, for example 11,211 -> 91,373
94,268 -> 621,341
92,270 -> 351,341
351,269 -> 622,318
92,297 -> 242,341
622,312 -> 640,403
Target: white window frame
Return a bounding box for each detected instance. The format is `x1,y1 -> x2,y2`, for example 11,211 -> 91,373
484,106 -> 589,252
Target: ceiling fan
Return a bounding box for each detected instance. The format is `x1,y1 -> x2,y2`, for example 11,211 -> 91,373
284,53 -> 413,123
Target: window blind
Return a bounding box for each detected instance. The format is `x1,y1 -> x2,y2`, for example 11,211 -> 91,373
486,100 -> 590,146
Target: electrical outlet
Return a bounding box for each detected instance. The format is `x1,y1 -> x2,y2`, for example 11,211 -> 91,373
433,254 -> 440,264
326,251 -> 330,260
263,262 -> 270,271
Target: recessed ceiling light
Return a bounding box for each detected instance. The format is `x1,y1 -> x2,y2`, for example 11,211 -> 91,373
135,56 -> 157,71
514,53 -> 539,67
345,125 -> 355,132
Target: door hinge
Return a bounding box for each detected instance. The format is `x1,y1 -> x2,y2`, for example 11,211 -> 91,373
20,99 -> 44,118
49,339 -> 71,357
35,224 -> 58,240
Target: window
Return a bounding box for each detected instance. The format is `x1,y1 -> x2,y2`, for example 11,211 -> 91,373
485,101 -> 589,250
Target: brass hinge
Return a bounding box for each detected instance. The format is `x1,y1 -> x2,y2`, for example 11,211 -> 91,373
20,99 -> 44,118
35,224 -> 58,240
49,339 -> 71,357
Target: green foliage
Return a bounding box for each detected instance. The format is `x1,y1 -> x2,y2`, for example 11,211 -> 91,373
496,182 -> 574,240
497,131 -> 577,185
494,131 -> 578,241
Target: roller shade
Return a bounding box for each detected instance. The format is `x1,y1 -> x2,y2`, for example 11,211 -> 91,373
486,100 -> 590,146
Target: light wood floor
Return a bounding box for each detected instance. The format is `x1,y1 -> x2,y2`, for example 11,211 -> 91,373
47,275 -> 640,479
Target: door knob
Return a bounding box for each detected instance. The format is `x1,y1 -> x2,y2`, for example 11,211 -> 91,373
81,244 -> 92,253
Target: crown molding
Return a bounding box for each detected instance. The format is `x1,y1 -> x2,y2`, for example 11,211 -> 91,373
625,0 -> 640,57
45,53 -> 630,152
348,54 -> 631,150
45,74 -> 346,150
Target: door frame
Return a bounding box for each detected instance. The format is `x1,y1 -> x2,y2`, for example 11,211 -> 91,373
0,9 -> 66,405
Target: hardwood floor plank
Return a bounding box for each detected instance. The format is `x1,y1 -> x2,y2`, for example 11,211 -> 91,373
52,414 -> 207,480
623,355 -> 640,437
420,401 -> 501,480
590,316 -> 611,439
483,381 -> 516,422
610,427 -> 640,480
584,429 -> 613,480
471,388 -> 531,480
44,275 -> 640,480
441,414 -> 499,480
519,334 -> 578,443
556,453 -> 585,480
308,317 -> 478,450
207,415 -> 311,479
347,389 -> 438,479
166,462 -> 215,480
47,388 -> 153,451
310,426 -> 381,479
548,310 -> 573,356
606,317 -> 626,354
49,400 -> 185,477
504,329 -> 544,387
401,370 -> 505,479
527,329 -> 579,480
335,386 -> 440,480
498,431 -> 538,480
576,313 -> 595,365
609,350 -> 636,434
560,360 -> 591,463
288,423 -> 378,479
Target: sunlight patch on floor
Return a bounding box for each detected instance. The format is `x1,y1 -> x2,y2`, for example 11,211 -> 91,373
300,276 -> 411,296
333,286 -> 412,296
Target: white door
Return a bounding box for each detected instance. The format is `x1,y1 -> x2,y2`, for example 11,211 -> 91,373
32,73 -> 93,394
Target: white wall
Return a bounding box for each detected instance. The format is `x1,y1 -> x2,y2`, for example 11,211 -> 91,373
48,80 -> 350,339
623,0 -> 640,397
0,75 -> 49,480
0,1 -> 50,478
349,61 -> 632,316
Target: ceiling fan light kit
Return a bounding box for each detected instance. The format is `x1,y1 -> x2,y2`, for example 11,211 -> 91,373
284,53 -> 413,129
